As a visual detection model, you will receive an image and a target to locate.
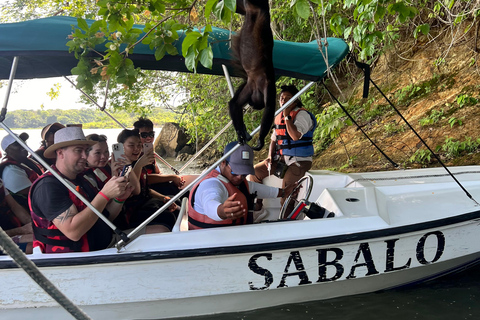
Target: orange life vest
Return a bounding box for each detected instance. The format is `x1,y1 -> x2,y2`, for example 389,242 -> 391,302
188,169 -> 253,229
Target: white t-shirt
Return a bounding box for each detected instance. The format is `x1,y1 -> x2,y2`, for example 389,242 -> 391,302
193,169 -> 279,221
2,165 -> 32,193
271,108 -> 315,165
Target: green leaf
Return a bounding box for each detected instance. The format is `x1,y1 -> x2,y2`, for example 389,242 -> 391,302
77,18 -> 89,32
182,31 -> 201,56
295,0 -> 310,19
205,0 -> 218,17
155,42 -> 166,60
153,1 -> 166,13
199,46 -> 213,69
224,0 -> 236,12
374,6 -> 386,23
166,44 -> 179,56
185,46 -> 196,72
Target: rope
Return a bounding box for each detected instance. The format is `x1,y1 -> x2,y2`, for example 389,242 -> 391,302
0,227 -> 91,320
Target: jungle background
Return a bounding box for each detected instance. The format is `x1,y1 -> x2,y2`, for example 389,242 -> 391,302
1,0 -> 480,172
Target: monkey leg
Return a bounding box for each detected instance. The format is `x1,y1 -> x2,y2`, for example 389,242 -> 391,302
229,82 -> 252,144
252,79 -> 276,151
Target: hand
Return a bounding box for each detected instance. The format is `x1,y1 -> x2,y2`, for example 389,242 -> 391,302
219,193 -> 245,220
282,182 -> 300,199
137,149 -> 155,168
163,196 -> 178,212
101,176 -> 128,200
117,183 -> 134,200
111,155 -> 130,177
172,175 -> 185,188
20,222 -> 33,235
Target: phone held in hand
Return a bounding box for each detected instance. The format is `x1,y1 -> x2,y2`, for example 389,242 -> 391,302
143,142 -> 153,154
120,164 -> 132,178
112,143 -> 125,161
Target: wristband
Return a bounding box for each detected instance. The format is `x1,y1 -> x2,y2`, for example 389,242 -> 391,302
113,198 -> 125,204
164,196 -> 171,203
98,191 -> 110,201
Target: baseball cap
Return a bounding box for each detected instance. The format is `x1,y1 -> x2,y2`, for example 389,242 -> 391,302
223,142 -> 255,176
1,132 -> 29,152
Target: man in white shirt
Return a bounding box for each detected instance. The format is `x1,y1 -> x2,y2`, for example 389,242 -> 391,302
0,133 -> 43,209
188,142 -> 296,229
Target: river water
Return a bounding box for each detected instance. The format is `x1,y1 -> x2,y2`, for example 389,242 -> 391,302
2,128 -> 479,319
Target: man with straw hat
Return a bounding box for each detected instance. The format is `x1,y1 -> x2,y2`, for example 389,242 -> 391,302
28,126 -> 155,253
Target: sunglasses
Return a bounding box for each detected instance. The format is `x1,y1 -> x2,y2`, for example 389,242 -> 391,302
140,131 -> 155,138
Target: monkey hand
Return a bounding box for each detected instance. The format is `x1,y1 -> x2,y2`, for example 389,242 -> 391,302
236,128 -> 252,144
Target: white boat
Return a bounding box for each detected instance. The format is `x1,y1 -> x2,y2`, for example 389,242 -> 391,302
2,167 -> 480,319
1,17 -> 480,319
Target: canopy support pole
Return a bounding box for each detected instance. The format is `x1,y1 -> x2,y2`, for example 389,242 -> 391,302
177,65 -> 235,173
116,81 -> 316,249
0,56 -> 19,122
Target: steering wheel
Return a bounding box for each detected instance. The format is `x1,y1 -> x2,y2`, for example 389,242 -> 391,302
279,175 -> 313,219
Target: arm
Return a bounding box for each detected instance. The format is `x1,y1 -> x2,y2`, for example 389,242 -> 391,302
52,176 -> 128,241
5,193 -> 31,224
147,174 -> 184,188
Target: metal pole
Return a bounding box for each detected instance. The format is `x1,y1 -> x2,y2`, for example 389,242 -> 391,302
0,57 -> 19,122
116,81 -> 316,248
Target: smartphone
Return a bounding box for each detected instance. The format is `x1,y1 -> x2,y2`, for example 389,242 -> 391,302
120,164 -> 132,178
112,143 -> 125,161
143,142 -> 153,154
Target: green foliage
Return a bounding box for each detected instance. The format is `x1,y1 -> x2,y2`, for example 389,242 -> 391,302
409,149 -> 432,165
2,108 -> 178,129
314,104 -> 352,151
437,137 -> 480,159
419,109 -> 445,126
383,122 -> 405,136
447,117 -> 463,128
455,94 -> 478,108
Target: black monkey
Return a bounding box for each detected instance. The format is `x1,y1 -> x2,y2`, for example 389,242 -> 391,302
229,0 -> 276,151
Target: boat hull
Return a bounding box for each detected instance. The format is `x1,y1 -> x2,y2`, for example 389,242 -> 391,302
1,217 -> 480,319
2,166 -> 480,319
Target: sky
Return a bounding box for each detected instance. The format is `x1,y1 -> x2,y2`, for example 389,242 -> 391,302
0,77 -> 89,111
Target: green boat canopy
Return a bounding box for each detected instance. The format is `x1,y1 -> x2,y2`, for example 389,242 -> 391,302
0,16 -> 348,81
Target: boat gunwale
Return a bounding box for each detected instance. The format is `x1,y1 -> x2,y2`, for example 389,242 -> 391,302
1,208 -> 479,270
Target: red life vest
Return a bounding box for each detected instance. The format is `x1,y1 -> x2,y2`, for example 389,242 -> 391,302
0,158 -> 42,184
0,179 -> 22,230
83,166 -> 112,190
274,108 -> 316,157
188,170 -> 252,230
29,169 -> 90,253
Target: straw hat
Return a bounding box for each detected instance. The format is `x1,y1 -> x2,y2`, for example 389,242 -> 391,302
41,122 -> 65,140
44,127 -> 96,158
